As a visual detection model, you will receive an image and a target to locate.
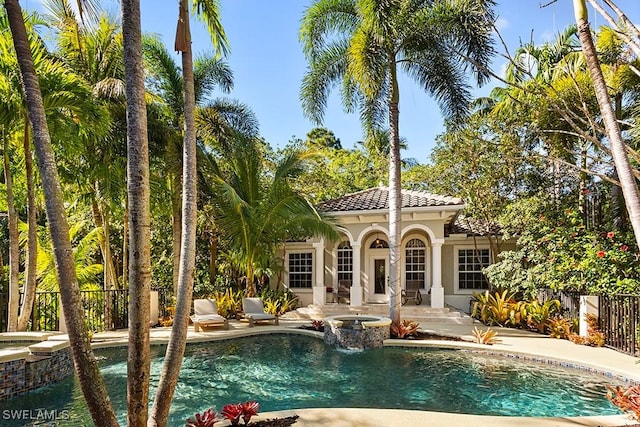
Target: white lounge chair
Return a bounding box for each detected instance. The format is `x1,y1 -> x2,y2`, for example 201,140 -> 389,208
242,297 -> 279,327
191,298 -> 229,332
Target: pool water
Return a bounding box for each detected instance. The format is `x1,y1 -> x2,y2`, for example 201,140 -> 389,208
0,334 -> 620,425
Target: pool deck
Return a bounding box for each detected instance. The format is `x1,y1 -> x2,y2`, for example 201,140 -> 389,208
87,318 -> 640,427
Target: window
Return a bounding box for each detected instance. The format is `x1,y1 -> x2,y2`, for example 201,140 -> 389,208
337,241 -> 352,284
457,248 -> 490,290
288,252 -> 313,288
405,239 -> 426,288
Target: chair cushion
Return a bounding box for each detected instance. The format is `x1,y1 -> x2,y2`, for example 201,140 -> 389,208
192,314 -> 226,322
245,313 -> 275,320
194,298 -> 220,316
242,298 -> 265,314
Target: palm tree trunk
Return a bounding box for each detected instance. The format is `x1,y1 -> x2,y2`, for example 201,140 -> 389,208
171,176 -> 182,296
148,2 -> 197,425
388,66 -> 401,325
4,141 -> 19,332
91,198 -> 114,329
574,0 -> 640,249
17,121 -> 37,331
121,0 -> 151,425
209,232 -> 217,288
3,1 -> 118,424
123,201 -> 128,288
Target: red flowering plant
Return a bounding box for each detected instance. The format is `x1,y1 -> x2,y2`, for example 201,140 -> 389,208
485,201 -> 640,297
607,384 -> 640,420
221,403 -> 243,426
222,401 -> 260,426
186,408 -> 219,427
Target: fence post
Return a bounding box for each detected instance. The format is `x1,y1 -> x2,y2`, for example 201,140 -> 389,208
58,294 -> 67,333
579,295 -> 598,337
150,290 -> 159,326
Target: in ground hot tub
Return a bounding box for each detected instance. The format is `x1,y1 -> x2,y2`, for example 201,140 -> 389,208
323,315 -> 391,350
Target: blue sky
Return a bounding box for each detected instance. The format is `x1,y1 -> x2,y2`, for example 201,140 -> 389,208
25,0 -> 640,163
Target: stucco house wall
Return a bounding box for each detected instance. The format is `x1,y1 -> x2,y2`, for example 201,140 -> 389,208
279,187 -> 511,313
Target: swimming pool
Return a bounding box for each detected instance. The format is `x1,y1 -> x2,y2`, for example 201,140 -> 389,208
0,334 -> 620,425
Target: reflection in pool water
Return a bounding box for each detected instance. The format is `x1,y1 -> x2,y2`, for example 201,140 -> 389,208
0,334 -> 621,425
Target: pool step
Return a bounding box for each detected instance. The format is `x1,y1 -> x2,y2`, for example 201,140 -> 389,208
283,304 -> 475,324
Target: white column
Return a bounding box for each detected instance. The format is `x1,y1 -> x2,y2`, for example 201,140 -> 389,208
150,290 -> 159,326
312,241 -> 325,305
350,243 -> 363,306
579,295 -> 599,337
431,242 -> 444,308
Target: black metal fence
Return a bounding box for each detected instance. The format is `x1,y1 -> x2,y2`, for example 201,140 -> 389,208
0,289 -> 170,333
599,294 -> 640,357
537,288 -> 581,320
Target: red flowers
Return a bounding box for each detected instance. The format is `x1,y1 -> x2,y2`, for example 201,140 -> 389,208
621,245 -> 629,252
597,250 -> 606,258
186,408 -> 219,427
607,231 -> 615,239
222,401 -> 260,426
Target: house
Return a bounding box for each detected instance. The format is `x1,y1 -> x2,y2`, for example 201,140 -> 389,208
282,186 -> 511,313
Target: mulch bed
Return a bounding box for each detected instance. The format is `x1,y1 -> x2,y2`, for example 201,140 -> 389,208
412,331 -> 465,341
250,415 -> 299,426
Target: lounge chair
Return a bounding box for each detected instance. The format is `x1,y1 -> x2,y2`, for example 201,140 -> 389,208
335,280 -> 351,304
191,298 -> 229,331
242,298 -> 279,327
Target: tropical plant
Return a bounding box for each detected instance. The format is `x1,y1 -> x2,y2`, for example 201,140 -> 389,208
311,320 -> 324,331
221,403 -> 243,426
471,290 -> 518,327
3,0 -> 119,424
573,0 -> 640,250
203,134 -> 339,296
607,384 -> 640,420
524,299 -> 561,333
471,327 -> 500,345
212,288 -> 244,318
390,320 -> 420,339
186,408 -> 219,427
547,317 -> 573,339
300,0 -> 496,323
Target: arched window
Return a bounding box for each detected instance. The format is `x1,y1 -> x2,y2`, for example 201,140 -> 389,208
369,236 -> 389,249
405,238 -> 426,288
337,241 -> 353,284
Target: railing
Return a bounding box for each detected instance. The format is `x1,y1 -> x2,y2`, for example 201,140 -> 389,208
537,288 -> 581,320
2,288 -> 170,333
599,294 -> 640,357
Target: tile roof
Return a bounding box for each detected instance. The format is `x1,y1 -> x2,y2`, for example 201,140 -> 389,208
317,187 -> 464,212
447,215 -> 501,236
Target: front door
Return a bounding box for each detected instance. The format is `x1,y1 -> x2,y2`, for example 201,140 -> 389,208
369,256 -> 389,303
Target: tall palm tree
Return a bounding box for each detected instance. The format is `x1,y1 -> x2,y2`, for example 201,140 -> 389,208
148,1 -> 229,425
202,135 -> 340,296
142,33 -> 231,296
2,0 -> 119,425
300,0 -> 496,323
120,0 -> 153,423
573,0 -> 640,250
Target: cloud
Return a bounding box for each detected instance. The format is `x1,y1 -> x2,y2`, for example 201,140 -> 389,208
494,17 -> 510,32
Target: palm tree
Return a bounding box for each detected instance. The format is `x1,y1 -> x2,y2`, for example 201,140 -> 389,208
300,0 -> 496,323
2,0 -> 119,425
46,0 -> 127,297
202,135 -> 340,296
148,1 -> 229,425
142,33 -> 232,296
573,0 -> 640,249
